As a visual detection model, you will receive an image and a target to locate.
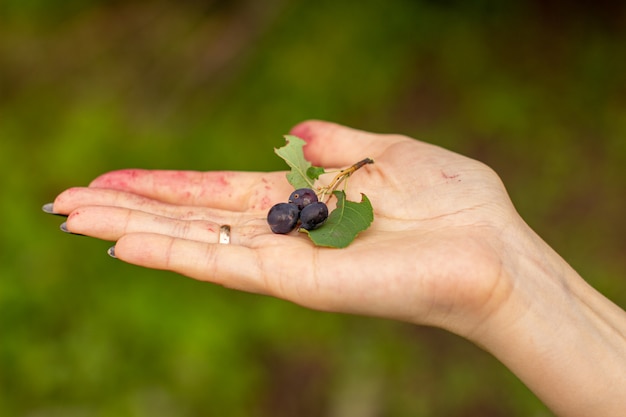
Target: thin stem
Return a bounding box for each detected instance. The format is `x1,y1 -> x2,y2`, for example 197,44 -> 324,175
317,158 -> 373,202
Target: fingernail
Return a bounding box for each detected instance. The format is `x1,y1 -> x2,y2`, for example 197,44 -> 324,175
42,203 -> 67,217
107,246 -> 117,258
59,222 -> 85,236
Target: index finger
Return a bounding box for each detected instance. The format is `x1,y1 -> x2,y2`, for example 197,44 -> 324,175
89,169 -> 291,211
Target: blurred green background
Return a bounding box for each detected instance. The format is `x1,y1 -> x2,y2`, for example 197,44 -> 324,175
1,0 -> 625,416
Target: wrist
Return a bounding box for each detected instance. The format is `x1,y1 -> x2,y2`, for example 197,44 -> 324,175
471,222 -> 626,416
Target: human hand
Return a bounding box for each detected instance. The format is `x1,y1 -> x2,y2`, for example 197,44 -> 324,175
48,120 -> 525,336
47,120 -> 626,416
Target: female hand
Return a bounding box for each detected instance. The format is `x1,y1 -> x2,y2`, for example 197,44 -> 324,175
49,120 -> 520,336
47,120 -> 626,416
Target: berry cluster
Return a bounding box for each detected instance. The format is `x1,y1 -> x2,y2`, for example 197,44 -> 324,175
267,188 -> 329,234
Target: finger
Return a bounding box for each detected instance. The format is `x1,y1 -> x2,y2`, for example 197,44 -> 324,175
53,187 -> 159,216
65,205 -> 269,244
111,232 -> 339,309
52,187 -> 252,220
64,206 -> 268,245
110,231 -> 430,320
88,169 -> 290,211
112,233 -> 270,294
289,120 -> 404,168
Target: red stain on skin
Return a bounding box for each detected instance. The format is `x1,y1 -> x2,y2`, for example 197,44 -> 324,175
261,176 -> 271,190
441,171 -> 461,181
260,196 -> 271,210
54,187 -> 80,210
289,121 -> 316,142
202,172 -> 231,188
249,188 -> 273,211
289,121 -> 321,161
143,171 -> 223,203
217,174 -> 230,187
197,172 -> 233,196
92,169 -> 140,189
250,198 -> 271,211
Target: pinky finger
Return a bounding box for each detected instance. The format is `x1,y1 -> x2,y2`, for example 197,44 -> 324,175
110,233 -> 267,294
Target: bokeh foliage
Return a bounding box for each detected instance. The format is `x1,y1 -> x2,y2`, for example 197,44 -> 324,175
1,1 -> 625,416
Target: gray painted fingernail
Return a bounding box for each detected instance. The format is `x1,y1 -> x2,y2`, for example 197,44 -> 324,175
42,203 -> 67,217
59,222 -> 85,236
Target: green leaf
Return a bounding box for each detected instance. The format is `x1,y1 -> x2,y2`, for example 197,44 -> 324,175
306,166 -> 325,181
274,135 -> 323,189
306,191 -> 373,248
273,135 -> 373,248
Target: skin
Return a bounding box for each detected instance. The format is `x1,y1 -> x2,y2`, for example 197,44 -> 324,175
50,120 -> 626,416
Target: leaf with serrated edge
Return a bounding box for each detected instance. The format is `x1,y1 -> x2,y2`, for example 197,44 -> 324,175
305,191 -> 373,248
274,135 -> 323,189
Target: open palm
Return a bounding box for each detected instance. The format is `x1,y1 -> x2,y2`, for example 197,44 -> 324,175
52,120 -> 520,334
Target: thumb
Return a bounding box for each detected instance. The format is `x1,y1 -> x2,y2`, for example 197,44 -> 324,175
289,120 -> 398,168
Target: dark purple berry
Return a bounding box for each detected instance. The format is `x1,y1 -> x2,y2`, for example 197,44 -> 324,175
288,188 -> 318,210
267,203 -> 300,234
299,202 -> 328,231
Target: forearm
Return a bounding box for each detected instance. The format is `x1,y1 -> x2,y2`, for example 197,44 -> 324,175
477,227 -> 626,416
